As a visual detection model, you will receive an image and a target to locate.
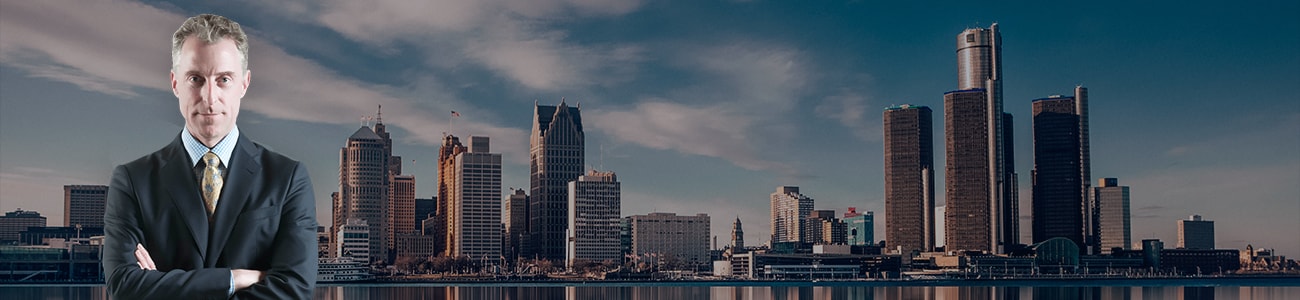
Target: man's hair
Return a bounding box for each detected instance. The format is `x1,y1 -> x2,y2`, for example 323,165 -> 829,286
171,14 -> 249,71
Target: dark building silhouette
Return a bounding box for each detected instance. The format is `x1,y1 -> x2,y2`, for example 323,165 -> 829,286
883,104 -> 934,253
1031,87 -> 1091,248
944,89 -> 993,252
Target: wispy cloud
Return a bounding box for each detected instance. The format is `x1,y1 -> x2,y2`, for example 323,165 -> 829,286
0,0 -> 531,162
815,90 -> 880,141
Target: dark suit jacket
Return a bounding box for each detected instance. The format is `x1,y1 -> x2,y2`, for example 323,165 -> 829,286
104,133 -> 317,299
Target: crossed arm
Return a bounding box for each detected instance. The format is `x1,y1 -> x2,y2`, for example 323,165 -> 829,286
103,163 -> 318,299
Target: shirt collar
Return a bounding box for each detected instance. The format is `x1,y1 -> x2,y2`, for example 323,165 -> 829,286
181,125 -> 239,168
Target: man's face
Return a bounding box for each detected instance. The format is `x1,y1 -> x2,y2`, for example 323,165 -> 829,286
172,37 -> 249,146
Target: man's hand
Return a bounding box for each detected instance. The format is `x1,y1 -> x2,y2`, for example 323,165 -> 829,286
134,244 -> 156,270
232,269 -> 265,290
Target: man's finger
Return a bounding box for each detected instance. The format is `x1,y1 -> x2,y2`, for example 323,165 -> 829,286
135,244 -> 156,270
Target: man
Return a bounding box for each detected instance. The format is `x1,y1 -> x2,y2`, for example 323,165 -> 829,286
103,14 -> 317,299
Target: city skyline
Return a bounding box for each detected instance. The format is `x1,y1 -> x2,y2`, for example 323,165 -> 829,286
1,1 -> 1297,257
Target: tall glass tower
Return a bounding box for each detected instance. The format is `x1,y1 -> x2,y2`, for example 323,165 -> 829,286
883,105 -> 934,253
951,23 -> 1017,252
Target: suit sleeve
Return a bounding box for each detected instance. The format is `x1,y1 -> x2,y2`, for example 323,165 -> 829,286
234,162 -> 318,299
103,165 -> 232,300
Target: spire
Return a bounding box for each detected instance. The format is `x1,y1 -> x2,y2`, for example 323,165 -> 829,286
376,104 -> 383,124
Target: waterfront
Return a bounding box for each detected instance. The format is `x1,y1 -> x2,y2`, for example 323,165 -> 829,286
3,280 -> 1298,300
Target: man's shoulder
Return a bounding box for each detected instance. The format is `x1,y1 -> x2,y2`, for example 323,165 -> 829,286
117,138 -> 182,172
243,137 -> 304,171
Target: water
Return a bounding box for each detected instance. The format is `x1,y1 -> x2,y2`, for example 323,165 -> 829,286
3,282 -> 1297,299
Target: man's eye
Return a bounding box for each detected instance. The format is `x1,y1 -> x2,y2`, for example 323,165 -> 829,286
188,76 -> 203,83
219,77 -> 232,83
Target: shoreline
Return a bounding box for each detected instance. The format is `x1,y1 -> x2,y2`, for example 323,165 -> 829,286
5,275 -> 1297,287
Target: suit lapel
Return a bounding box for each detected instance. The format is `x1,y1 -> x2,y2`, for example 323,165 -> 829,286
163,136 -> 209,260
207,134 -> 261,265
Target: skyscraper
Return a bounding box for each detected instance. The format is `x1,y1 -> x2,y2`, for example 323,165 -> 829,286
527,101 -> 585,261
448,136 -> 503,262
1092,178 -> 1130,254
770,186 -> 814,244
952,23 -> 1016,253
944,89 -> 993,252
1031,86 -> 1091,249
388,175 -> 416,252
415,197 -> 436,232
883,104 -> 934,253
1178,215 -> 1215,250
434,134 -> 467,256
336,125 -> 390,263
503,189 -> 527,262
565,170 -> 622,267
64,185 -> 108,228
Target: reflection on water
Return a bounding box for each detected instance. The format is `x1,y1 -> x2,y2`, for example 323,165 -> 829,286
309,285 -> 1300,300
1,285 -> 1296,300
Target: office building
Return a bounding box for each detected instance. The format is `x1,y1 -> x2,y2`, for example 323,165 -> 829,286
883,104 -> 934,253
566,170 -> 622,267
446,136 -> 502,262
1031,87 -> 1091,249
1093,178 -> 1130,254
528,101 -> 585,261
503,188 -> 528,261
335,124 -> 392,262
771,186 -> 815,244
943,89 -> 993,252
0,209 -> 47,245
1178,215 -> 1215,250
388,175 -> 416,252
434,134 -> 468,256
337,218 -> 370,263
64,185 -> 107,228
952,24 -> 1018,253
415,197 -> 436,232
844,208 -> 874,246
630,212 -> 711,268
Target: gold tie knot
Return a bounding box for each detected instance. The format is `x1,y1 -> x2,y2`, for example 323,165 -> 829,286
201,152 -> 223,215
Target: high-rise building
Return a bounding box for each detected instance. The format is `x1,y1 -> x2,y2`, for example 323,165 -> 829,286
844,208 -> 873,246
730,217 -> 745,252
944,89 -> 993,252
388,175 -> 416,253
1031,86 -> 1091,250
1031,94 -> 1081,245
883,104 -> 934,253
1092,178 -> 1130,254
447,136 -> 502,263
335,125 -> 390,263
503,189 -> 528,261
565,170 -> 622,267
64,185 -> 108,228
415,197 -> 436,232
629,212 -> 711,268
434,134 -> 467,256
1178,215 -> 1215,250
953,23 -> 1017,253
0,209 -> 46,244
336,218 -> 370,263
804,210 -> 846,245
527,101 -> 585,261
770,186 -> 815,244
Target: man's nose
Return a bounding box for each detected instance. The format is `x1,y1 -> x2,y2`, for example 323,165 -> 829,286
202,79 -> 217,106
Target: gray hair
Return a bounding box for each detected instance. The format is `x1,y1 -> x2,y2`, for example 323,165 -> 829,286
171,14 -> 249,71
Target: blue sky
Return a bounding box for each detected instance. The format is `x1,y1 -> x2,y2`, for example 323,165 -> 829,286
1,0 -> 1297,255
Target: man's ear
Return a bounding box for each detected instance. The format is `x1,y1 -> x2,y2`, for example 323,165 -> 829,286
170,70 -> 180,97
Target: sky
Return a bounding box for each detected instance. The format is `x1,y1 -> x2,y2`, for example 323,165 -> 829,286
1,0 -> 1297,256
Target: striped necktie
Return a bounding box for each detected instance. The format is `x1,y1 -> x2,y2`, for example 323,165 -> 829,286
201,151 -> 224,216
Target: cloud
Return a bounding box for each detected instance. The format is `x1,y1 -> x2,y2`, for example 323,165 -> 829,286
814,90 -> 880,141
285,0 -> 646,91
0,0 -> 530,162
588,42 -> 814,178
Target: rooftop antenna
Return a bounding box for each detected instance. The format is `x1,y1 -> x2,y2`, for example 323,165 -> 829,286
376,104 -> 383,124
599,142 -> 605,171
